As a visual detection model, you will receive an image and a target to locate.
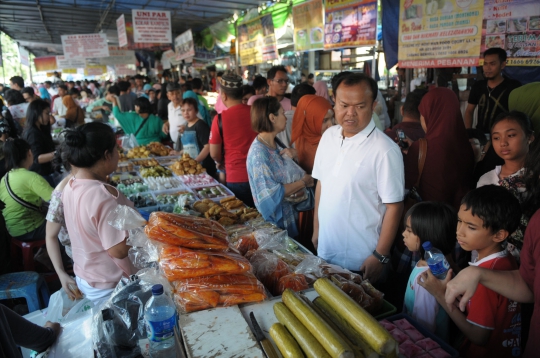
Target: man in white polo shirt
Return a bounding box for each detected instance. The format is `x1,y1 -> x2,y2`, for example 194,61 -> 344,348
312,73 -> 404,283
162,83 -> 187,145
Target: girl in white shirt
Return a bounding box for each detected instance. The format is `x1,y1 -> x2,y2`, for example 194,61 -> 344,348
477,111 -> 534,260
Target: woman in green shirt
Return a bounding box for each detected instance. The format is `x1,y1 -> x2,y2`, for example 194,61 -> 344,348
0,138 -> 53,241
109,95 -> 166,146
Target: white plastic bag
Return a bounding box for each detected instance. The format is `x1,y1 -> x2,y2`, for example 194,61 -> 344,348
48,310 -> 95,358
46,290 -> 94,324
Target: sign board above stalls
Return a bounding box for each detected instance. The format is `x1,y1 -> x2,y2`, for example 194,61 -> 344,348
115,64 -> 137,76
260,15 -> 278,62
19,46 -> 30,66
398,0 -> 483,68
56,56 -> 87,69
85,65 -> 107,77
482,0 -> 540,66
161,49 -> 182,70
117,14 -> 128,48
293,0 -> 325,51
132,10 -> 172,44
86,46 -> 137,66
34,56 -> 58,72
238,17 -> 264,66
61,33 -> 110,59
324,0 -> 378,50
175,30 -> 196,61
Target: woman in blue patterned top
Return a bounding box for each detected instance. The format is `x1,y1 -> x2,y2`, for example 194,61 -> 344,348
247,97 -> 314,237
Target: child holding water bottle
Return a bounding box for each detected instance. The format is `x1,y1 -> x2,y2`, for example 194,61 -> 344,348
419,185 -> 523,358
402,201 -> 456,341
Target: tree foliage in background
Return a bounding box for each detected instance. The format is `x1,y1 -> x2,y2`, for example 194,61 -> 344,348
0,32 -> 37,86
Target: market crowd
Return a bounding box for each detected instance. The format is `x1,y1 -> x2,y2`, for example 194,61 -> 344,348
0,46 -> 540,357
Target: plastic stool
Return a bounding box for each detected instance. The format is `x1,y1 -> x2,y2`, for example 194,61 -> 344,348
10,238 -> 46,272
0,272 -> 50,313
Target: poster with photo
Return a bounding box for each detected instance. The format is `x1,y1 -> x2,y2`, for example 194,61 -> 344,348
261,15 -> 278,61
292,0 -> 324,51
482,0 -> 540,66
324,0 -> 377,50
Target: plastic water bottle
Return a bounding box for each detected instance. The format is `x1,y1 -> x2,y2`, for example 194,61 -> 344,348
422,241 -> 450,280
144,284 -> 176,357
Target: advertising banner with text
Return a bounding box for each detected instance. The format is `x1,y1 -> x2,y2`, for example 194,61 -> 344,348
61,33 -> 110,59
482,0 -> 540,66
132,10 -> 172,44
117,14 -> 128,47
56,56 -> 86,69
238,17 -> 263,66
324,0 -> 377,50
292,0 -> 324,51
398,0 -> 484,68
87,46 -> 136,66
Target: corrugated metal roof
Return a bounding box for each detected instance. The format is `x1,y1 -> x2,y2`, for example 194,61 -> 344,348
0,0 -> 267,56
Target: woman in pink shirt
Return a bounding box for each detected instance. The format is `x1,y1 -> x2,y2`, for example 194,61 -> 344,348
62,122 -> 136,304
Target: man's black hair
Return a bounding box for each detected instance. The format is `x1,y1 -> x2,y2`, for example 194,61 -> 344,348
108,85 -> 120,96
9,76 -> 24,88
484,47 -> 507,63
118,81 -> 131,92
334,73 -> 378,103
68,88 -> 80,96
267,66 -> 287,80
461,185 -> 521,235
252,76 -> 268,91
21,87 -> 35,97
191,78 -> 203,90
402,92 -> 424,120
291,83 -> 316,107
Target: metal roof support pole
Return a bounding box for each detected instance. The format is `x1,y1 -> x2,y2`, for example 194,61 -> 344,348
36,0 -> 53,43
95,0 -> 116,33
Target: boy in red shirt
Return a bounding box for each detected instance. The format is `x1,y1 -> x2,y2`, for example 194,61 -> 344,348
419,185 -> 522,358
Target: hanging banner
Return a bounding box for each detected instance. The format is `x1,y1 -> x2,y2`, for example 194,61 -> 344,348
261,15 -> 278,61
132,10 -> 172,44
398,0 -> 484,68
482,0 -> 540,66
194,46 -> 218,61
19,46 -> 30,66
84,65 -> 107,76
238,17 -> 264,65
117,14 -> 128,48
324,0 -> 377,50
34,56 -> 58,72
292,0 -> 324,51
87,46 -> 136,66
0,40 -> 3,68
175,30 -> 195,61
61,34 -> 109,59
56,56 -> 86,69
115,64 -> 137,76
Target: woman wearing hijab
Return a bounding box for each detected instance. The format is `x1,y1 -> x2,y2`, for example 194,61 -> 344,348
62,95 -> 85,128
183,90 -> 211,126
404,87 -> 474,209
38,86 -> 51,103
290,95 -> 334,253
313,81 -> 331,104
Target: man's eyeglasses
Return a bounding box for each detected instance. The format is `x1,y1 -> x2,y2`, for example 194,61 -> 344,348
272,79 -> 289,85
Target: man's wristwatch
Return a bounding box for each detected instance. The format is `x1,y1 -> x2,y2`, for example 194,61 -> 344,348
372,250 -> 390,264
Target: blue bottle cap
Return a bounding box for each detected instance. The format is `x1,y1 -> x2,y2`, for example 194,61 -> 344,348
152,284 -> 164,296
422,241 -> 432,251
